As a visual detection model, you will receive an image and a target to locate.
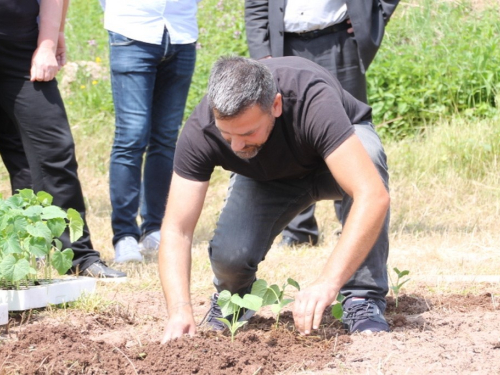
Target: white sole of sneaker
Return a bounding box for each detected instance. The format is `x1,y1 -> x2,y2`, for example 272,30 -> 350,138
114,255 -> 143,263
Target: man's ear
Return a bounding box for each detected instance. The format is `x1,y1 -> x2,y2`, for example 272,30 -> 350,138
272,93 -> 282,118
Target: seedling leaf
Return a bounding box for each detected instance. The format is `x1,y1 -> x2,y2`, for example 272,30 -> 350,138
250,279 -> 268,298
18,189 -> 37,203
2,234 -> 23,254
24,205 -> 43,220
217,290 -> 238,317
28,237 -> 50,257
41,206 -> 67,220
331,303 -> 343,320
26,222 -> 52,242
331,294 -> 345,321
216,317 -> 232,330
67,208 -> 84,243
286,277 -> 300,291
36,191 -> 53,206
47,218 -> 67,238
230,293 -> 262,311
51,248 -> 74,275
11,215 -> 28,234
0,255 -> 30,282
270,298 -> 294,315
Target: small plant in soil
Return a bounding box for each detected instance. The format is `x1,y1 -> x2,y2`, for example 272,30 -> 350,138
216,290 -> 263,342
390,267 -> 410,308
250,278 -> 300,327
331,294 -> 345,321
0,189 -> 83,289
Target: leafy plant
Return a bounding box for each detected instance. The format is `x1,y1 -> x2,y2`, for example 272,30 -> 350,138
369,0 -> 500,139
216,290 -> 263,342
251,278 -> 300,327
331,294 -> 345,321
390,267 -> 410,308
0,189 -> 84,289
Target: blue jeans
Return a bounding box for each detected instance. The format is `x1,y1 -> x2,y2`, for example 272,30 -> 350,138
209,123 -> 390,305
108,29 -> 196,244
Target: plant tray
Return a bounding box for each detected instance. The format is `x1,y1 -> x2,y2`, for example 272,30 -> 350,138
0,303 -> 7,325
0,277 -> 96,311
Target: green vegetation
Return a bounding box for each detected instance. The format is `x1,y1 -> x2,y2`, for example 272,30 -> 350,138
369,0 -> 500,138
216,290 -> 263,342
331,294 -> 345,321
0,190 -> 83,288
250,278 -> 300,327
63,0 -> 499,142
389,267 -> 411,308
217,278 -> 300,340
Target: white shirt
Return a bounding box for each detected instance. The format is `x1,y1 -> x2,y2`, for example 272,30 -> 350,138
103,0 -> 200,45
284,0 -> 348,33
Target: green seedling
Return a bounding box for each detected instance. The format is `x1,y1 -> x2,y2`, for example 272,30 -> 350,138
0,189 -> 83,289
390,267 -> 410,308
331,294 -> 345,321
216,290 -> 263,342
251,278 -> 300,327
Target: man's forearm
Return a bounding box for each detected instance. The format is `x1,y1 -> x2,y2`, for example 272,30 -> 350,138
159,230 -> 194,317
60,0 -> 69,31
38,0 -> 63,51
320,190 -> 389,290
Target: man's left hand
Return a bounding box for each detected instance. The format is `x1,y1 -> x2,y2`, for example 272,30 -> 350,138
292,282 -> 338,335
30,46 -> 58,82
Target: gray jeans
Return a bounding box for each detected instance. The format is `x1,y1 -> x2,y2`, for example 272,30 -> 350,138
208,123 -> 389,304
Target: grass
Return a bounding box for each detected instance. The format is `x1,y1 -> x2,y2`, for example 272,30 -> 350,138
0,0 -> 499,311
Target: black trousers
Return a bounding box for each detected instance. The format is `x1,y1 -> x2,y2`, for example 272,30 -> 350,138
0,37 -> 100,272
281,27 -> 368,243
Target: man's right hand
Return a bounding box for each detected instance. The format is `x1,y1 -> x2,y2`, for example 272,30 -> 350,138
161,313 -> 197,343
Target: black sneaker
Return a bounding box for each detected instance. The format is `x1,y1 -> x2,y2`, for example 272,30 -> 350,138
342,297 -> 389,333
200,293 -> 255,331
80,260 -> 126,278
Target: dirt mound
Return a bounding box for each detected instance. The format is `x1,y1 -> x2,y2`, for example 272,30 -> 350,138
0,292 -> 499,374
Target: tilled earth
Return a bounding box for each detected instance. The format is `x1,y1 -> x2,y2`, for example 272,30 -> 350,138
0,286 -> 499,374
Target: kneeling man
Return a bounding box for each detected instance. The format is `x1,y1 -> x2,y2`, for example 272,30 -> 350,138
160,56 -> 390,342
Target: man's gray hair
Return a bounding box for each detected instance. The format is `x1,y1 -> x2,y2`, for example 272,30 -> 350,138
207,56 -> 277,119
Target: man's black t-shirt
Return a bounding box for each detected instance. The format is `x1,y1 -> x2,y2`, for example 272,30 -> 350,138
174,56 -> 372,182
0,0 -> 39,41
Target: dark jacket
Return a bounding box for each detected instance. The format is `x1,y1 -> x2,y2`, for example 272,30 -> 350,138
244,0 -> 400,73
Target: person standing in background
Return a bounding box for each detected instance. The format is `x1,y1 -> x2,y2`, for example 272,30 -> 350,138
245,0 -> 399,247
0,0 -> 125,278
101,0 -> 199,263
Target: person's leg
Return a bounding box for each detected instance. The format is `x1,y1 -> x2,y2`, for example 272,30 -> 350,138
280,205 -> 319,245
0,108 -> 32,193
339,123 -> 390,304
140,35 -> 196,237
0,77 -> 100,272
284,29 -> 368,230
108,31 -> 164,245
209,173 -> 343,296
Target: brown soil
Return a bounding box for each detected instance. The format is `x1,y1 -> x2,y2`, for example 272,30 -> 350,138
0,286 -> 499,374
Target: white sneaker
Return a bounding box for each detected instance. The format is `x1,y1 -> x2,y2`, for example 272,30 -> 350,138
114,236 -> 143,263
139,230 -> 160,256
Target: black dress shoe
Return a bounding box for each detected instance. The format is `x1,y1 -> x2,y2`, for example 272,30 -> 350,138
278,236 -> 318,247
80,260 -> 126,278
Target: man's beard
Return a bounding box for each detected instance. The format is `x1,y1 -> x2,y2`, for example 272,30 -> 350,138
234,144 -> 264,159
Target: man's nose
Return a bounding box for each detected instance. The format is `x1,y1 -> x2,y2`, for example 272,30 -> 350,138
231,137 -> 245,152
